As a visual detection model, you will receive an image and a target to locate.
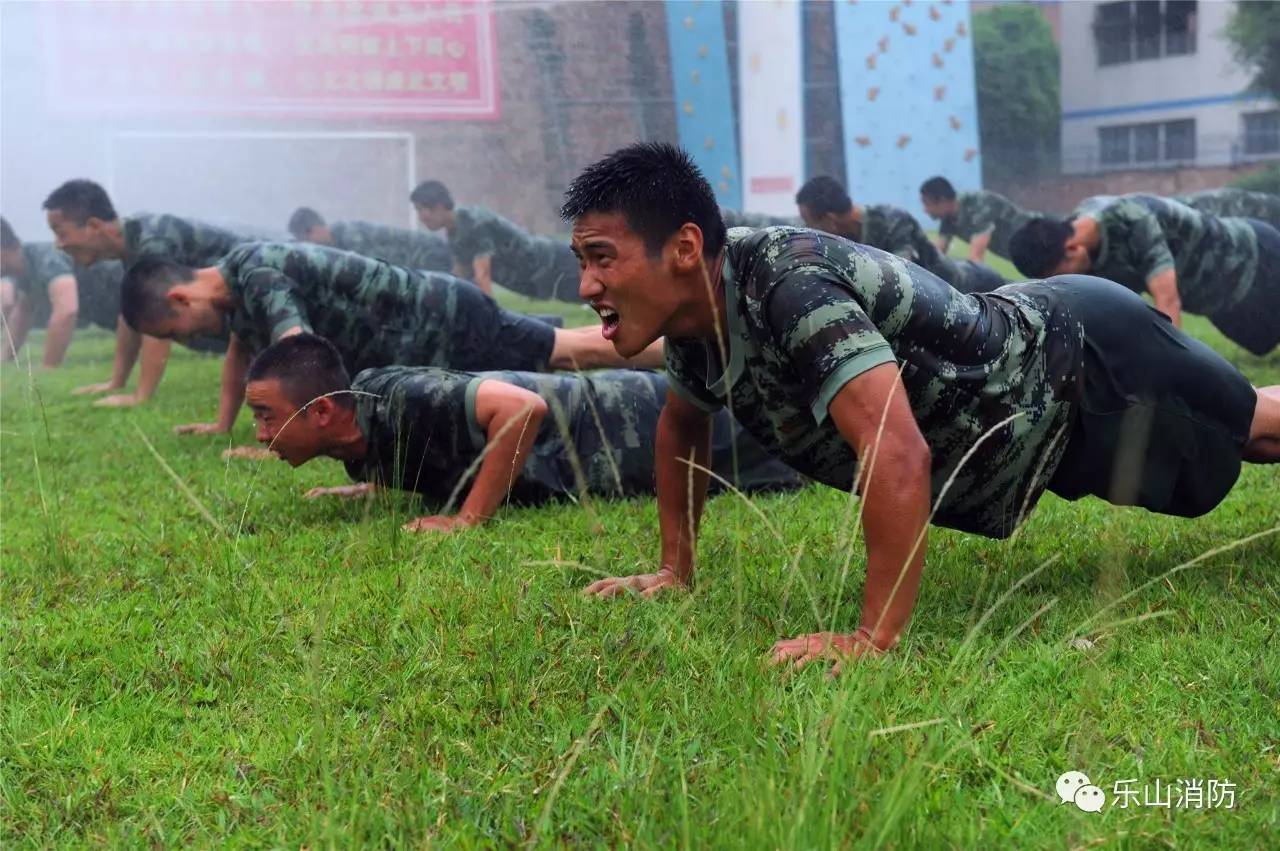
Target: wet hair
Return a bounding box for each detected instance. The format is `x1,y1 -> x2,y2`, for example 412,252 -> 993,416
120,258 -> 195,332
409,180 -> 454,209
920,176 -> 957,202
288,207 -> 325,239
560,141 -> 726,259
0,217 -> 18,250
795,175 -> 853,217
1008,217 -> 1075,278
42,179 -> 118,225
246,333 -> 354,410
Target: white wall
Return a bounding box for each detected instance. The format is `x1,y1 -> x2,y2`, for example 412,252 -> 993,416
1059,1 -> 1275,173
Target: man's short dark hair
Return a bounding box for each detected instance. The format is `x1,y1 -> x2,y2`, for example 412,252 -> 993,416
920,176 -> 957,202
247,333 -> 354,410
795,176 -> 853,217
409,180 -> 454,209
288,207 -> 325,238
43,179 -> 118,225
560,142 -> 727,259
0,217 -> 19,250
120,258 -> 195,332
1008,218 -> 1074,278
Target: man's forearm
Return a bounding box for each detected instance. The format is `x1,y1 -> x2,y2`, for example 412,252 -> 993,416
109,317 -> 144,388
655,405 -> 712,582
968,231 -> 991,262
133,335 -> 172,400
42,311 -> 77,367
857,444 -> 931,648
456,402 -> 543,523
2,303 -> 32,361
1147,269 -> 1182,327
214,338 -> 251,430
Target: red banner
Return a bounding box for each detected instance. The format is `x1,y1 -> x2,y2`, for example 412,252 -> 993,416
40,0 -> 499,119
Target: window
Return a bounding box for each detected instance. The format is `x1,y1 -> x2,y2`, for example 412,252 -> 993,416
1164,0 -> 1197,56
1099,126 -> 1131,165
1095,2 -> 1132,66
1163,119 -> 1196,161
1133,123 -> 1160,162
1097,119 -> 1197,167
1243,111 -> 1280,155
1093,1 -> 1197,66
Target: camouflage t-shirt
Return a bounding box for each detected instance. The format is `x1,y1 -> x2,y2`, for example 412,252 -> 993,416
664,227 -> 1081,539
10,243 -> 73,323
218,242 -> 493,372
122,214 -> 253,267
938,190 -> 1037,258
345,366 -> 803,508
329,220 -> 452,272
1174,188 -> 1280,230
448,205 -> 579,301
74,260 -> 123,330
859,204 -> 969,290
1074,194 -> 1259,315
721,209 -> 804,229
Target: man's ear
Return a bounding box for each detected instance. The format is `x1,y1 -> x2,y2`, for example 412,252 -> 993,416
166,288 -> 191,308
308,395 -> 338,426
670,222 -> 706,272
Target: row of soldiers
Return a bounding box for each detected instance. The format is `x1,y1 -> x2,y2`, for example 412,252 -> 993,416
3,148 -> 1278,669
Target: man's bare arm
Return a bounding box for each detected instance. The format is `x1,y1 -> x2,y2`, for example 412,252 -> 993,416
967,230 -> 992,263
771,362 -> 930,667
174,333 -> 252,435
1146,268 -> 1182,328
471,254 -> 495,296
585,390 -> 713,597
74,316 -> 141,395
39,275 -> 79,368
2,297 -> 33,362
404,379 -> 547,532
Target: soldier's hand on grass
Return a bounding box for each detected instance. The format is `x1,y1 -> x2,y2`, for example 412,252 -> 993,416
222,446 -> 277,461
95,393 -> 145,408
73,381 -> 119,396
304,483 -> 376,500
402,514 -> 478,533
583,567 -> 684,598
769,629 -> 887,674
173,422 -> 227,435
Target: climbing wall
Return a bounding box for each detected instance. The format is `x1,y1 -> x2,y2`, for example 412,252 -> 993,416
737,1 -> 804,216
834,0 -> 982,220
664,1 -> 742,209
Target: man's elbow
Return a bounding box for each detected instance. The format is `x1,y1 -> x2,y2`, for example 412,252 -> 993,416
51,307 -> 78,325
880,431 -> 931,481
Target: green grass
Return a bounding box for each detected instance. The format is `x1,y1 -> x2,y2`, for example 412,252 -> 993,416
3,297 -> 1278,848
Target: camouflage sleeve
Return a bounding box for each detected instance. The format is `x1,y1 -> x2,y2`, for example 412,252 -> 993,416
884,217 -> 920,264
965,200 -> 997,237
764,270 -> 897,424
449,212 -> 494,266
1115,202 -> 1176,281
663,340 -> 723,413
239,268 -> 312,341
32,248 -> 74,292
131,233 -> 184,265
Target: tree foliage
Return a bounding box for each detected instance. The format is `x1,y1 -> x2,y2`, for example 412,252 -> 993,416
1224,1 -> 1280,101
972,5 -> 1061,184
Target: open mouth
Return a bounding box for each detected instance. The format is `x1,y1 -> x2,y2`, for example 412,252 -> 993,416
594,304 -> 620,340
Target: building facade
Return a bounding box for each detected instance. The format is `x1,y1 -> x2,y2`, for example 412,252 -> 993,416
1060,1 -> 1278,175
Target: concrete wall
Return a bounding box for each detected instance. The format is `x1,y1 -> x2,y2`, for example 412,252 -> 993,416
0,1 -> 678,240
